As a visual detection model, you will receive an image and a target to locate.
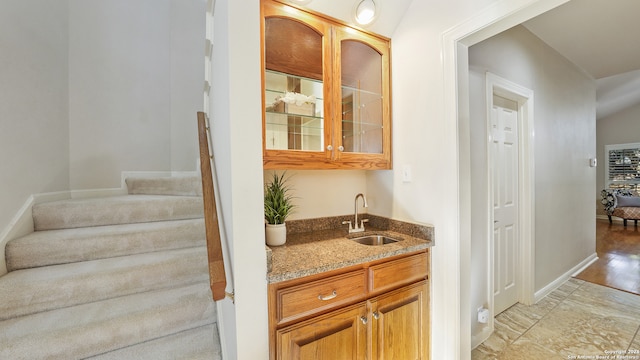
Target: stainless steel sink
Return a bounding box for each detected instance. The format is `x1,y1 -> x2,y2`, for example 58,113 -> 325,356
350,235 -> 399,246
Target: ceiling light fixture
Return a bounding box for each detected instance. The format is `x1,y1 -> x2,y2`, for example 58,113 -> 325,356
355,0 -> 376,25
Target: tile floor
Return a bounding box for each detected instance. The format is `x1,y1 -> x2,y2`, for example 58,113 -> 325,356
472,278 -> 640,360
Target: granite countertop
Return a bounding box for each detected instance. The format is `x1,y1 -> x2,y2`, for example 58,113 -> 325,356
266,215 -> 434,283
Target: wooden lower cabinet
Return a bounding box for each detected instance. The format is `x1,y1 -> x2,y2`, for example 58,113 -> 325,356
277,303 -> 368,360
275,281 -> 429,359
370,281 -> 429,360
270,251 -> 430,359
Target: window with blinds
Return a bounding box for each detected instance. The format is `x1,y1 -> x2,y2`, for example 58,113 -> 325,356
606,142 -> 640,191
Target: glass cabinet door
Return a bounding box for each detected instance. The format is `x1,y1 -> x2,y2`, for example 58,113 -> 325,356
340,40 -> 383,154
262,4 -> 331,157
334,28 -> 391,168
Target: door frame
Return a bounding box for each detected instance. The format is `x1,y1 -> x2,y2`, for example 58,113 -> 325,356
485,73 -> 535,324
443,0 -> 568,357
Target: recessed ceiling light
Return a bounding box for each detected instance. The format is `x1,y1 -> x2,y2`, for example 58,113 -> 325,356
355,0 -> 376,25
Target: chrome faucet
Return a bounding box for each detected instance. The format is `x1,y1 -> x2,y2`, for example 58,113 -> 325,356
343,193 -> 368,233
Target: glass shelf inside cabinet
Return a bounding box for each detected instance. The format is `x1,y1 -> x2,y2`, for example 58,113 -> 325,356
264,70 -> 324,151
340,86 -> 383,154
265,113 -> 324,151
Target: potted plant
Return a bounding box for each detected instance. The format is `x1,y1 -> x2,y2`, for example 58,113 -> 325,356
264,172 -> 295,246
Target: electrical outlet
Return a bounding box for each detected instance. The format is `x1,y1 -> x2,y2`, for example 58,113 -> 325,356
477,307 -> 490,324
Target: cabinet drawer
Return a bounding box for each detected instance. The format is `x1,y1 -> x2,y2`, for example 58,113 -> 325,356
369,253 -> 428,294
276,269 -> 367,325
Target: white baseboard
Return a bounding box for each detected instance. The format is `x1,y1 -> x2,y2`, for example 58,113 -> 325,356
534,253 -> 598,302
596,214 -> 640,225
571,253 -> 599,276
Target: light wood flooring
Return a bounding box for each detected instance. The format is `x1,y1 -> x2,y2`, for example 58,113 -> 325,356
575,219 -> 640,295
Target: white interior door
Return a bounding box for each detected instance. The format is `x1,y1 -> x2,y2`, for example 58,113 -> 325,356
491,98 -> 519,315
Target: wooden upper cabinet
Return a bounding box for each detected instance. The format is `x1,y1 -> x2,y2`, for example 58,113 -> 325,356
261,0 -> 392,170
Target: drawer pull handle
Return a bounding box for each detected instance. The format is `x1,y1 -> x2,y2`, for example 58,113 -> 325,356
360,316 -> 368,325
317,290 -> 337,301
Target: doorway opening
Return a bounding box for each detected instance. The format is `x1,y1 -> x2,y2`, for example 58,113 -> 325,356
441,0 -> 570,356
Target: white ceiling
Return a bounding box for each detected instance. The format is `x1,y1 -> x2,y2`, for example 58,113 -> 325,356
297,0 -> 413,38
301,0 -> 640,119
522,0 -> 640,119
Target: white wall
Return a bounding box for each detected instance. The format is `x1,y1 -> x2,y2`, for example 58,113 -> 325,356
0,0 -> 204,273
263,170 -> 368,220
68,0 -> 205,190
367,0 -> 503,358
171,0 -> 207,171
211,0 -> 268,359
468,25 -> 596,341
0,0 -> 70,274
596,102 -> 640,213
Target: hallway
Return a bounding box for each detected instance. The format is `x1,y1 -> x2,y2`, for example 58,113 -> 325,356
473,219 -> 640,359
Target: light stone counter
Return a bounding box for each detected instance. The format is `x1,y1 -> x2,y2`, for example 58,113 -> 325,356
266,215 -> 434,283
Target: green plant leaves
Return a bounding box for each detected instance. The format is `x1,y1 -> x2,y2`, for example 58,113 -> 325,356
264,172 -> 296,225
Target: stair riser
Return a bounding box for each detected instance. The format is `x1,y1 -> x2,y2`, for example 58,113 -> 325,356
88,324 -> 221,360
126,176 -> 203,196
1,248 -> 209,321
33,196 -> 204,231
0,283 -> 216,360
6,219 -> 205,271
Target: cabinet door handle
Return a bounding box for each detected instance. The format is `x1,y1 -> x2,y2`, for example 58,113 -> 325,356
317,290 -> 337,301
372,311 -> 380,320
327,145 -> 333,151
360,316 -> 368,325
338,146 -> 344,152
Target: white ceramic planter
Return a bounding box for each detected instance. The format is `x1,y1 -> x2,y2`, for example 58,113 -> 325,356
265,223 -> 287,246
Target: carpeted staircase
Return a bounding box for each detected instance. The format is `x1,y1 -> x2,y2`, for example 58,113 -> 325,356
1,176 -> 222,359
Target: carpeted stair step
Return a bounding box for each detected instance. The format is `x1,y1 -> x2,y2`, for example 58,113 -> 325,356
0,246 -> 209,321
0,282 -> 216,360
88,324 -> 221,360
126,176 -> 203,196
6,218 -> 205,271
33,195 -> 204,231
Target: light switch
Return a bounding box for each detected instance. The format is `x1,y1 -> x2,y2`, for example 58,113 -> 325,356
402,164 -> 412,183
